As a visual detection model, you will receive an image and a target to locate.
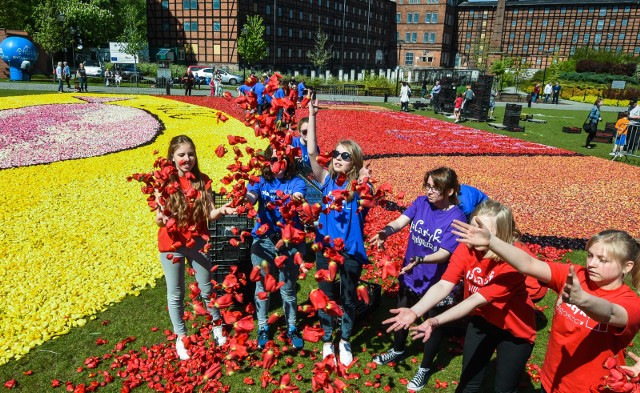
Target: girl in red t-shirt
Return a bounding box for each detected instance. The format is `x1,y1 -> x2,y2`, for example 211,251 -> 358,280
454,94 -> 464,123
383,200 -> 536,393
156,135 -> 236,360
453,221 -> 640,393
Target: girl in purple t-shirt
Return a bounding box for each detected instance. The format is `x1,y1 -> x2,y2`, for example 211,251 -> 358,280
371,167 -> 465,391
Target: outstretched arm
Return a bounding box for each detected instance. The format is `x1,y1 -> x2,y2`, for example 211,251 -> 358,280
452,218 -> 552,284
410,292 -> 488,342
306,97 -> 328,184
370,215 -> 412,248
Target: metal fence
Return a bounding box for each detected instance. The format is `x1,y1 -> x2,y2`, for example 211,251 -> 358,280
613,124 -> 640,162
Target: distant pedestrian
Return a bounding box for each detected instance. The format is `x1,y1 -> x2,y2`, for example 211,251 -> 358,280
552,82 -> 561,104
421,80 -> 428,99
532,83 -> 541,103
63,62 -> 71,89
430,81 -> 441,112
583,98 -> 603,149
462,85 -> 475,112
56,61 -> 64,93
543,82 -> 553,103
399,82 -> 411,112
183,71 -> 194,96
77,63 -> 87,92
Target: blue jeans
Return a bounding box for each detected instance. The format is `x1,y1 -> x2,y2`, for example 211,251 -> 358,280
57,78 -> 63,92
159,237 -> 220,336
251,237 -> 302,330
316,252 -> 363,342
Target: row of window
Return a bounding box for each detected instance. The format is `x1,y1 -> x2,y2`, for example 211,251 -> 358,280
161,0 -> 220,10
398,0 -> 440,4
492,31 -> 631,42
163,21 -> 221,32
401,52 -> 436,65
467,5 -> 633,16
264,1 -> 386,20
399,12 -> 439,24
401,32 -> 438,44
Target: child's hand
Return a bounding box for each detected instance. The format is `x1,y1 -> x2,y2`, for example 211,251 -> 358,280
561,265 -> 587,307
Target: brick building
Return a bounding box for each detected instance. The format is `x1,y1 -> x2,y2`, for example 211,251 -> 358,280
456,0 -> 640,70
147,0 -> 397,72
394,0 -> 457,68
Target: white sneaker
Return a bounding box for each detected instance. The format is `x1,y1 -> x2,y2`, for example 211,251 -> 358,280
322,342 -> 334,359
176,337 -> 190,360
609,152 -> 617,156
212,325 -> 227,346
338,340 -> 353,366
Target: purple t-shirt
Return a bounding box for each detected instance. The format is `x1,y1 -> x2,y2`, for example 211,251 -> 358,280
399,196 -> 466,295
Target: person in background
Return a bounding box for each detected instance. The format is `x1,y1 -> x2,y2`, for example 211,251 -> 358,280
63,62 -> 71,90
552,82 -> 561,104
20,59 -> 31,81
56,61 -> 64,93
612,111 -> 630,157
430,81 -> 441,113
104,68 -> 112,86
457,184 -> 488,220
454,93 -> 464,123
399,82 -> 411,112
584,98 -> 603,149
452,222 -> 640,393
532,83 -> 541,103
77,63 -> 87,92
297,79 -> 306,102
462,85 -> 475,113
543,82 -> 553,103
421,80 -> 428,99
252,76 -> 266,115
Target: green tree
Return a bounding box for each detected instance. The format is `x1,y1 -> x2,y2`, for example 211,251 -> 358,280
491,59 -> 506,90
237,15 -> 268,70
118,3 -> 147,85
307,28 -> 333,73
28,0 -> 66,76
0,0 -> 39,30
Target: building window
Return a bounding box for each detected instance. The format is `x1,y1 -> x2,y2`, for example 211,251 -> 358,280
508,44 -> 513,51
509,32 -> 515,39
542,20 -> 548,27
183,0 -> 197,9
619,33 -> 626,40
161,0 -> 168,9
540,33 -> 546,43
213,21 -> 220,31
575,20 -> 581,27
412,32 -> 417,43
185,21 -> 198,31
523,45 -> 528,52
572,33 -> 578,43
577,7 -> 583,13
511,21 -> 516,27
266,26 -> 270,35
162,22 -> 169,31
299,11 -> 303,20
544,7 -> 550,14
288,28 -> 292,37
430,33 -> 436,43
406,32 -> 411,42
423,32 -> 429,43
405,52 -> 414,65
622,19 -> 628,26
610,20 -> 616,27
558,20 -> 564,27
525,33 -> 531,39
213,0 -> 220,9
599,8 -> 606,16
469,20 -> 473,27
595,33 -> 602,44
625,6 -> 631,12
425,13 -> 431,23
407,13 -> 412,23
278,7 -> 282,16
556,32 -> 563,39
584,33 -> 590,43
513,9 -> 518,15
597,20 -> 604,30
526,20 -> 532,27
561,7 -> 566,14
266,5 -> 270,14
277,27 -> 282,36
432,13 -> 437,23
396,13 -> 400,23
635,47 -> 640,55
586,19 -> 592,27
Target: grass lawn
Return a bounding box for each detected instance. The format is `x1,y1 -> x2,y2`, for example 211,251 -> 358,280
1,91 -> 638,392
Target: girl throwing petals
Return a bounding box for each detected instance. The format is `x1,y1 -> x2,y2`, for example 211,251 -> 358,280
452,220 -> 640,393
385,200 -> 536,393
307,98 -> 372,366
371,167 -> 465,392
156,135 -> 236,360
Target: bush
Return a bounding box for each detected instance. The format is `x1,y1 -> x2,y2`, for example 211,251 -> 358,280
576,60 -> 637,76
559,72 -> 639,85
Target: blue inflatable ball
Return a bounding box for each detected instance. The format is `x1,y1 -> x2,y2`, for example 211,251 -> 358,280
0,37 -> 39,81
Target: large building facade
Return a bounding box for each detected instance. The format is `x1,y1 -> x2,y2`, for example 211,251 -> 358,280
456,0 -> 640,70
147,0 -> 397,71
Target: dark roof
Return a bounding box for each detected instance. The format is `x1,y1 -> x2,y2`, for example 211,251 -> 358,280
458,0 -> 638,7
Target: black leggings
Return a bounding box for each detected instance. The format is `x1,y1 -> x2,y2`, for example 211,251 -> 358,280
455,316 -> 533,393
585,130 -> 597,146
392,286 -> 444,369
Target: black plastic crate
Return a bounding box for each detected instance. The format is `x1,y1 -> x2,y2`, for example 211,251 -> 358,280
209,236 -> 252,261
355,280 -> 382,317
209,215 -> 255,238
212,258 -> 254,297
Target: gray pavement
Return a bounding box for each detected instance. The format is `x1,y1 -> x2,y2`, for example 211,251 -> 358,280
0,80 -> 625,112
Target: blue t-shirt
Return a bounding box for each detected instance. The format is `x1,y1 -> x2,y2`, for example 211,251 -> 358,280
399,196 -> 466,295
252,82 -> 266,104
291,136 -> 320,167
274,87 -> 285,99
298,82 -> 305,98
316,174 -> 370,264
247,176 -> 306,238
238,84 -> 251,96
458,184 -> 488,219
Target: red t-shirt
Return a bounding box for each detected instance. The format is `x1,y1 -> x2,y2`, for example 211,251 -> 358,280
541,262 -> 640,393
442,243 -> 537,343
454,97 -> 463,109
157,174 -> 211,252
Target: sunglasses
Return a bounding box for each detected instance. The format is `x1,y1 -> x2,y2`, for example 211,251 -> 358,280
300,128 -> 308,135
269,157 -> 279,163
332,150 -> 352,161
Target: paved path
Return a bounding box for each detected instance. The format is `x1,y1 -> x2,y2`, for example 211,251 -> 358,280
0,80 -> 625,112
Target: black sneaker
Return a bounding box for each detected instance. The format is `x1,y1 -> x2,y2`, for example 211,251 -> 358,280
287,327 -> 304,350
407,367 -> 431,391
373,348 -> 406,365
257,328 -> 269,349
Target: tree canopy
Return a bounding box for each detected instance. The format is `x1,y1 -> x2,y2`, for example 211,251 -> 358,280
307,28 -> 333,72
237,15 -> 268,68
